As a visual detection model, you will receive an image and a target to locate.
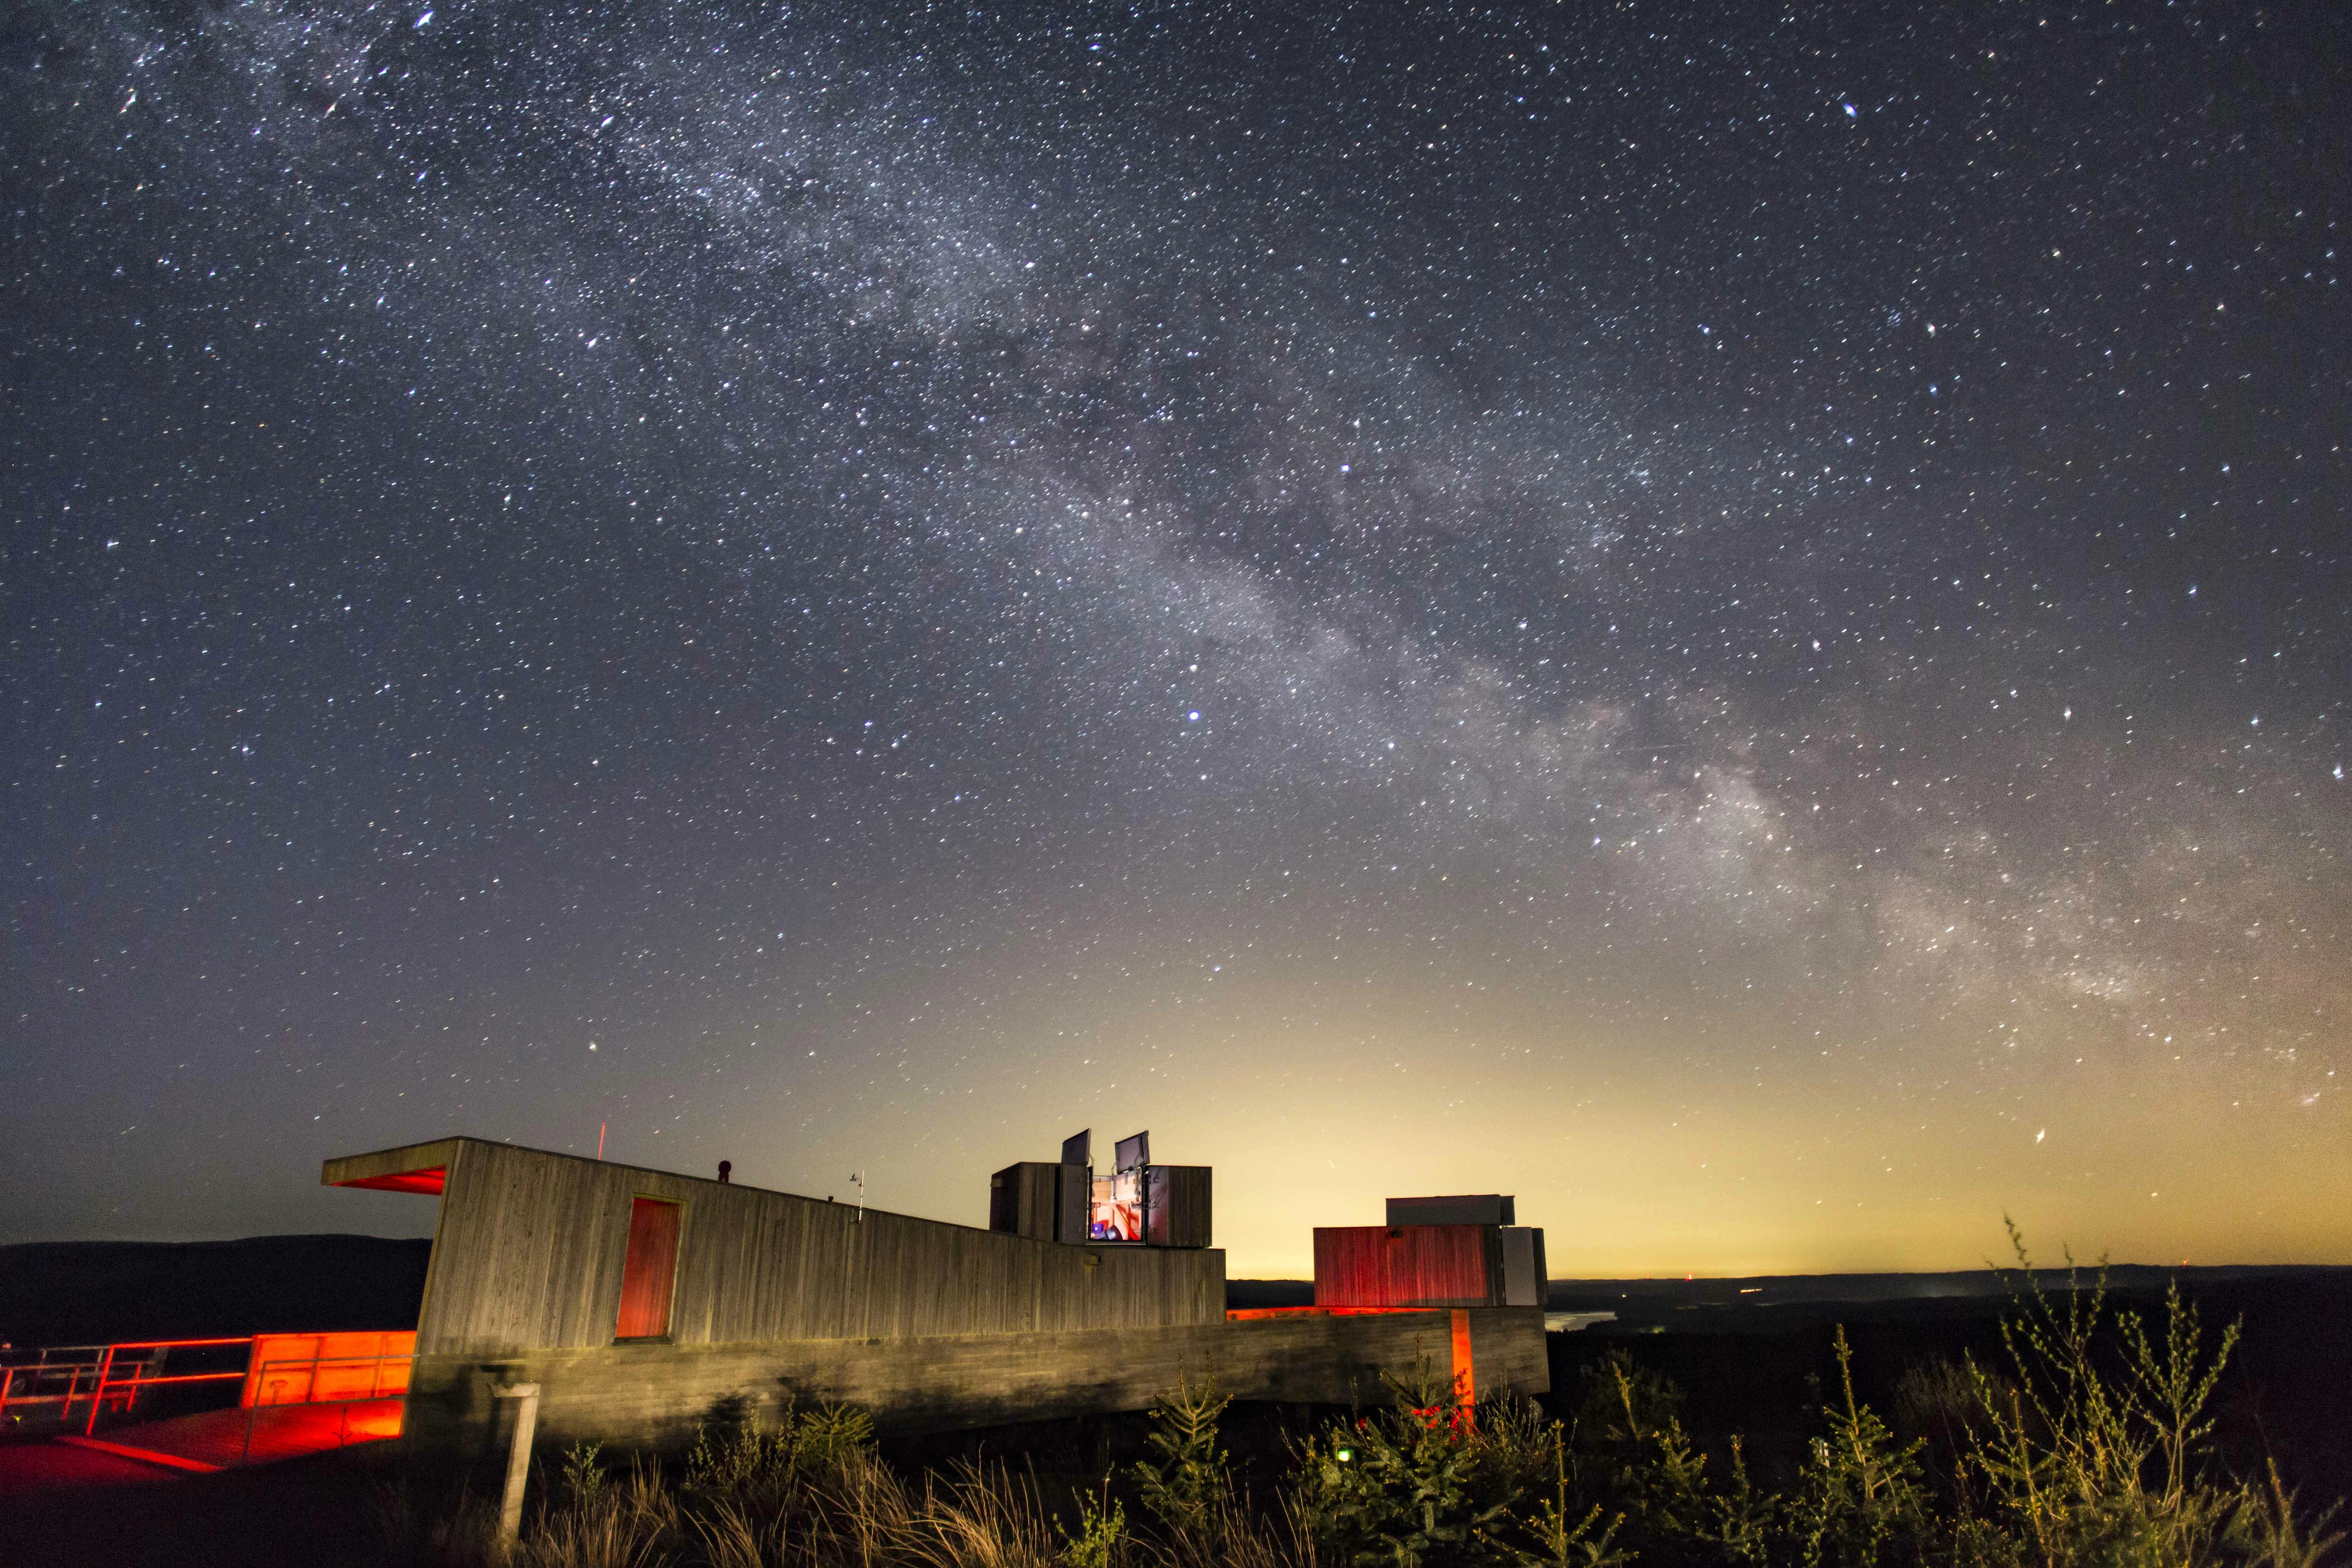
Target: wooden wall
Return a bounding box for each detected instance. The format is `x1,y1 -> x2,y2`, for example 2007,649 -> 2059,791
1312,1224 -> 1504,1307
402,1307 -> 1549,1454
327,1139 -> 1225,1357
989,1163 -> 1061,1242
1146,1166 -> 1212,1249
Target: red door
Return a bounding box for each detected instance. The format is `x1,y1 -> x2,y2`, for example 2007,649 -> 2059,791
616,1198 -> 681,1339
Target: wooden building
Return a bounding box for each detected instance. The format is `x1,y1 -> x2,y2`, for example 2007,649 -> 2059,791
1314,1194 -> 1549,1310
326,1138 -> 1546,1454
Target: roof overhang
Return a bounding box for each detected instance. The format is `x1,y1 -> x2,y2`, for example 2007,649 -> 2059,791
323,1137 -> 463,1195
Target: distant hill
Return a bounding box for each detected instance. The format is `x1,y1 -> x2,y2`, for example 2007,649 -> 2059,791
1544,1264 -> 2352,1324
1225,1278 -> 1314,1310
0,1235 -> 431,1347
1227,1264 -> 2352,1319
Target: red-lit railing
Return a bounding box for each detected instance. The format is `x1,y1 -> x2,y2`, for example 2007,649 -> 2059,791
1224,1305 -> 1453,1319
2,1333 -> 413,1445
1,1340 -> 244,1432
236,1349 -> 413,1463
1,1345 -> 110,1427
81,1338 -> 256,1435
243,1332 -> 414,1408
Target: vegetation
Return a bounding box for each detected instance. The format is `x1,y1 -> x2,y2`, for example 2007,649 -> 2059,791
377,1234 -> 2340,1568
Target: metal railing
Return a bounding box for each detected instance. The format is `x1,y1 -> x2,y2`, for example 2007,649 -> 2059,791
244,1334 -> 414,1408
1,1344 -> 110,1429
3,1339 -> 253,1434
82,1339 -> 254,1434
238,1350 -> 415,1464
3,1334 -> 415,1457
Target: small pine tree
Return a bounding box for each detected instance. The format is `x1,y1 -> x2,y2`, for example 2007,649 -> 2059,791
1789,1327 -> 1930,1568
1132,1371 -> 1233,1539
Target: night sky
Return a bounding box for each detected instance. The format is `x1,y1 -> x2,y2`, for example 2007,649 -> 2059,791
6,1 -> 2347,1276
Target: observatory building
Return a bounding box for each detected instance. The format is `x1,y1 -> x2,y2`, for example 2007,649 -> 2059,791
323,1129 -> 1547,1454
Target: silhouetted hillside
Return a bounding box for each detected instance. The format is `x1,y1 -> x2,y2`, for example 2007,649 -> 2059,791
1545,1263 -> 2352,1320
0,1235 -> 431,1347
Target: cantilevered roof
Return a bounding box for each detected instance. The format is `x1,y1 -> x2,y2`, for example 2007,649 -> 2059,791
321,1137 -> 461,1194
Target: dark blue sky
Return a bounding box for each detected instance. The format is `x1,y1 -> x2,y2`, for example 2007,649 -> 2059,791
6,0 -> 2345,1273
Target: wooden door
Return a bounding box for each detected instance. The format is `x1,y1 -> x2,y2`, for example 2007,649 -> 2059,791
616,1197 -> 682,1339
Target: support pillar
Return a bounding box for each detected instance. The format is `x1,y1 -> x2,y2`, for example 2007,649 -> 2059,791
492,1382 -> 540,1552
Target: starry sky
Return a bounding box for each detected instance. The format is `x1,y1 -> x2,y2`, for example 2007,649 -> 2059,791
6,0 -> 2348,1277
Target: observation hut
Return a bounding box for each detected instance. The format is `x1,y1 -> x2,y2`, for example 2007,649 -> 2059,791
322,1130 -> 1548,1456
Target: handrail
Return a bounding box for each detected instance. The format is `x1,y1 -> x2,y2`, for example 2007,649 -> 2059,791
247,1348 -> 414,1407
1,1345 -> 120,1427
84,1338 -> 265,1435
241,1351 -> 416,1464
3,1335 -> 414,1443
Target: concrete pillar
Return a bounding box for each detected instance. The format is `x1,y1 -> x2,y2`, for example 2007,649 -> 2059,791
492,1382 -> 541,1551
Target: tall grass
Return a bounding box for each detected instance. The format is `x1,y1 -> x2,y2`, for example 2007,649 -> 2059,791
379,1231 -> 2339,1568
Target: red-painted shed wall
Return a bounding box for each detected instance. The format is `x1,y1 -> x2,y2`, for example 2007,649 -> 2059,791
1312,1224 -> 1503,1307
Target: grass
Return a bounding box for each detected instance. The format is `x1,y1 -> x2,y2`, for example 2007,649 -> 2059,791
376,1230 -> 2342,1568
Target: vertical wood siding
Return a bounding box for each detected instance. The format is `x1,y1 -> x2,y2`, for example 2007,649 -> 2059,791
398,1139 -> 1226,1356
1145,1166 -> 1212,1248
1311,1224 -> 1505,1307
988,1163 -> 1060,1241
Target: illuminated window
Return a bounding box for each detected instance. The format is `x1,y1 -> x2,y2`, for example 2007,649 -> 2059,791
1089,1170 -> 1141,1242
616,1198 -> 682,1339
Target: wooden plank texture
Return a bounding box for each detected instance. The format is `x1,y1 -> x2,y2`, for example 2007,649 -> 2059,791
1146,1166 -> 1212,1248
988,1163 -> 1060,1242
1312,1225 -> 1504,1307
383,1138 -> 1225,1356
322,1138 -> 462,1188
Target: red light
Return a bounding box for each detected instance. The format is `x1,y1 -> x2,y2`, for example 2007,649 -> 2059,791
334,1166 -> 446,1194
615,1198 -> 681,1339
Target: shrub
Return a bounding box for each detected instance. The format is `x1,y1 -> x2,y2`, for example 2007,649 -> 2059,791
1787,1329 -> 1931,1568
1295,1363 -> 1528,1568
1057,1485 -> 1127,1568
1132,1372 -> 1234,1540
377,1226 -> 2342,1568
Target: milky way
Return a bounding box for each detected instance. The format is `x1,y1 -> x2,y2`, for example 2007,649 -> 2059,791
6,2 -> 2346,1272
